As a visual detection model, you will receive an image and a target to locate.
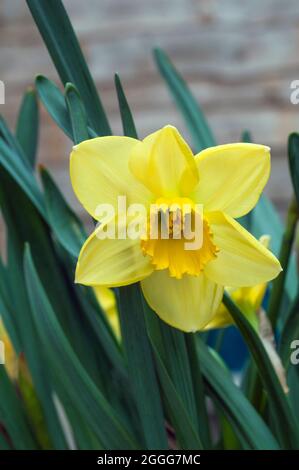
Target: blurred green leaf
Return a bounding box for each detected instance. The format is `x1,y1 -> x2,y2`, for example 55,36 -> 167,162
65,82 -> 89,144
0,367 -> 37,449
268,198 -> 298,328
36,75 -> 72,139
117,285 -> 168,450
115,74 -> 138,139
279,290 -> 299,366
288,133 -> 299,205
241,129 -> 252,143
16,87 -> 39,168
18,355 -> 52,449
223,293 -> 299,449
144,302 -> 204,449
24,245 -> 139,450
0,255 -> 22,353
26,0 -> 111,136
195,338 -> 280,450
0,171 -> 68,449
185,334 -> 211,448
40,166 -> 85,258
154,48 -> 215,151
0,433 -> 12,450
0,119 -> 45,217
36,76 -> 97,141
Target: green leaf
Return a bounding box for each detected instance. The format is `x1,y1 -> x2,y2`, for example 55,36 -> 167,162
150,341 -> 203,450
65,82 -> 89,144
266,134 -> 299,327
0,113 -> 29,165
114,74 -> 138,139
26,0 -> 111,136
117,284 -> 168,450
0,255 -> 22,353
279,290 -> 299,366
40,166 -> 85,258
0,433 -> 12,450
288,132 -> 299,204
144,302 -> 204,449
0,367 -> 37,449
267,198 -> 298,327
184,333 -> 211,448
0,125 -> 45,218
195,338 -> 280,450
35,76 -> 97,141
18,355 -> 52,449
16,87 -> 39,168
245,195 -> 297,306
0,171 -> 68,449
24,246 -> 138,450
36,75 -> 72,139
154,48 -> 215,151
241,129 -> 252,143
223,293 -> 299,449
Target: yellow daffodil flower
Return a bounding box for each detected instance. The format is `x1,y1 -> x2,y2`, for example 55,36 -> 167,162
70,125 -> 281,332
204,235 -> 270,331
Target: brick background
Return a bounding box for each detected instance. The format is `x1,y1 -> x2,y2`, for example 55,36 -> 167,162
1,0 -> 299,232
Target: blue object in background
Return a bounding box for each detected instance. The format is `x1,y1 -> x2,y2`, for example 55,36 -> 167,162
208,326 -> 248,371
208,286 -> 272,372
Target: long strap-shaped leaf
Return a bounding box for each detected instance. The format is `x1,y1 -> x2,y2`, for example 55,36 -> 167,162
144,302 -> 204,449
16,87 -> 39,168
65,83 -> 89,144
117,285 -> 168,449
0,367 -> 37,449
195,338 -> 280,450
0,119 -> 45,217
40,167 -> 86,258
279,290 -> 299,367
35,76 -> 97,142
26,0 -> 111,136
24,246 -> 139,450
154,48 -> 215,151
115,74 -> 138,139
184,333 -> 212,448
223,293 -> 299,449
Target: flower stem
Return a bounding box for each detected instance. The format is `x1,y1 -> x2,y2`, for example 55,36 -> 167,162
268,198 -> 299,328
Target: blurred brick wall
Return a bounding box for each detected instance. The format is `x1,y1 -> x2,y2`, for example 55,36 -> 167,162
1,0 -> 299,231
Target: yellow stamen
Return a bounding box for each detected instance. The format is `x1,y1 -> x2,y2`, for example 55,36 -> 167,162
141,197 -> 218,278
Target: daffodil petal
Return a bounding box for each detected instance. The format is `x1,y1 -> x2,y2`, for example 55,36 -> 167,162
76,221 -> 153,287
204,212 -> 282,287
70,136 -> 152,220
203,303 -> 232,330
94,286 -> 120,339
141,271 -> 223,332
93,286 -> 116,314
192,143 -> 270,217
129,125 -> 199,198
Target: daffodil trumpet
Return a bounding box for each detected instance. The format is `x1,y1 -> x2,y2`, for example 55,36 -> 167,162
70,125 -> 282,332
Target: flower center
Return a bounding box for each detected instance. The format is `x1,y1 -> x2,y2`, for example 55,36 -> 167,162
141,197 -> 218,278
